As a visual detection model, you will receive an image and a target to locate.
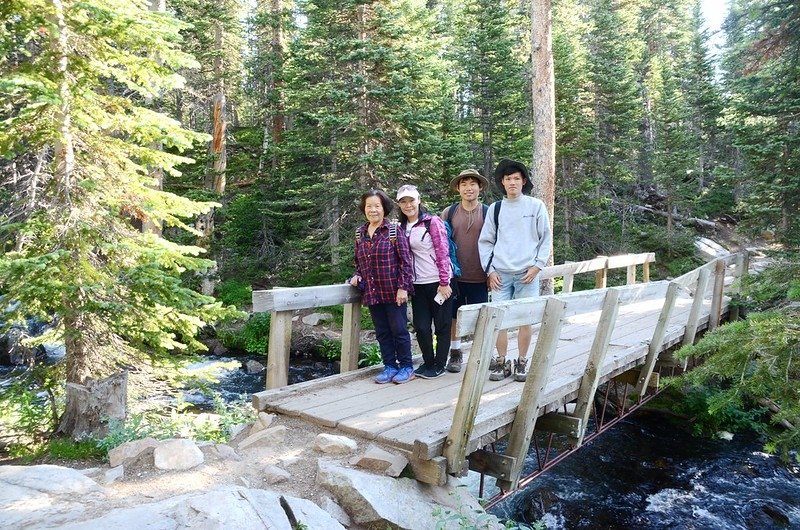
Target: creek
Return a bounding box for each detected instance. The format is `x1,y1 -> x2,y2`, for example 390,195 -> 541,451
485,409 -> 800,529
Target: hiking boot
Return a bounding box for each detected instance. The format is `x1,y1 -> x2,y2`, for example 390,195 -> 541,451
375,366 -> 399,384
488,357 -> 512,381
446,349 -> 463,373
392,366 -> 416,384
513,358 -> 528,382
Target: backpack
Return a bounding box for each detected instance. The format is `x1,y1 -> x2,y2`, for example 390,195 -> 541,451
444,203 -> 491,278
355,222 -> 398,245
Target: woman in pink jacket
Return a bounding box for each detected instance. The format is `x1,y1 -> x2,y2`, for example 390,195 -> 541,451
396,184 -> 453,379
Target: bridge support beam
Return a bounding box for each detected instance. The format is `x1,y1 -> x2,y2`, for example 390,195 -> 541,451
498,298 -> 566,491
635,282 -> 679,397
443,305 -> 506,474
570,289 -> 620,446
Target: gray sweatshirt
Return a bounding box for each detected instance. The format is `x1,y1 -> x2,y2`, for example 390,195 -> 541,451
478,195 -> 552,274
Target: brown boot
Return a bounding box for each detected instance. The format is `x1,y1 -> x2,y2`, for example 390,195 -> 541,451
446,349 -> 463,373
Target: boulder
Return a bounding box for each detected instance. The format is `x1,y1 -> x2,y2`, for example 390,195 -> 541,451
249,412 -> 276,435
350,444 -> 408,477
237,425 -> 288,450
153,439 -> 204,471
108,437 -> 159,468
101,465 -> 124,484
302,312 -> 334,326
246,359 -> 265,374
314,433 -> 358,455
320,496 -> 352,527
316,460 -> 501,529
263,464 -> 291,484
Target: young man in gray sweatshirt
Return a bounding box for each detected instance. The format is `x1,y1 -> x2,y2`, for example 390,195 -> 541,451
478,159 -> 552,381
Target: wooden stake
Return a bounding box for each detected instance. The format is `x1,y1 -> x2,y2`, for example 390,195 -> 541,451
571,289 -> 620,446
709,259 -> 726,330
635,282 -> 679,396
266,310 -> 292,389
443,305 -> 505,474
340,301 -> 361,372
682,267 -> 711,349
498,298 -> 566,491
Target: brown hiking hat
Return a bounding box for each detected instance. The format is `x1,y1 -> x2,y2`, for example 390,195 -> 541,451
449,168 -> 490,192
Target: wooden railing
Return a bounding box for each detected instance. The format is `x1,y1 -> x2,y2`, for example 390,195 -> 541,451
252,252 -> 658,389
442,251 -> 748,490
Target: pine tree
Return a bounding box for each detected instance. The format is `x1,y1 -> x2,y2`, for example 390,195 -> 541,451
0,0 -> 236,438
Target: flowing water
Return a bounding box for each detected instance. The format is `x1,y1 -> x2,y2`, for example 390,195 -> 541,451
487,410 -> 800,529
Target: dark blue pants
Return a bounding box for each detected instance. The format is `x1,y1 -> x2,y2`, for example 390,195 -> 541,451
411,282 -> 453,370
368,302 -> 413,369
451,281 -> 489,318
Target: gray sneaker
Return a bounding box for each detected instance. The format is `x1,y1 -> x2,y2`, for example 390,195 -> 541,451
513,358 -> 528,382
446,349 -> 463,373
489,357 -> 512,381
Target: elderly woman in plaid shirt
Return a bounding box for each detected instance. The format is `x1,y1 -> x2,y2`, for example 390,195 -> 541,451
350,189 -> 416,384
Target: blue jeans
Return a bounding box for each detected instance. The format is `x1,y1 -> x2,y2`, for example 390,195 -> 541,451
491,270 -> 541,302
368,303 -> 413,369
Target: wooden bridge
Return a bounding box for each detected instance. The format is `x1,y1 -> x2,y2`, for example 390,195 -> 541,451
250,251 -> 748,493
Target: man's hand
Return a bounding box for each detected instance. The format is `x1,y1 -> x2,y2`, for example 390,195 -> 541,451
521,266 -> 541,284
487,271 -> 502,291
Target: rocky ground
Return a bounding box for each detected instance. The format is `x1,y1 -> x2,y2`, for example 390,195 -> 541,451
1,412 -> 501,529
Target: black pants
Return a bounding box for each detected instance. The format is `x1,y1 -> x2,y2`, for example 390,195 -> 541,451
411,282 -> 453,370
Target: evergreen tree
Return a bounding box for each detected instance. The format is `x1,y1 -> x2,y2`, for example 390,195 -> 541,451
0,0 -> 235,437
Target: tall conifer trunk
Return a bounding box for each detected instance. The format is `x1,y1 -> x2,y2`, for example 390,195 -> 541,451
531,0 -> 555,294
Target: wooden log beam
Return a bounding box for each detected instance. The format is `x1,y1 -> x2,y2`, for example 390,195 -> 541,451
635,282 -> 679,396
467,450 -> 516,482
709,259 -> 726,330
534,412 -> 582,437
340,301 -> 361,373
498,298 -> 566,491
266,310 -> 292,389
443,305 -> 505,474
570,289 -> 620,446
682,267 -> 711,351
253,284 -> 361,313
409,456 -> 448,486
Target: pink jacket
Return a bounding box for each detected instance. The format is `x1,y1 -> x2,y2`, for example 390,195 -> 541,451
403,212 -> 452,286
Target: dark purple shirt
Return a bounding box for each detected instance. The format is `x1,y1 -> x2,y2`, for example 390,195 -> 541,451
354,220 -> 414,305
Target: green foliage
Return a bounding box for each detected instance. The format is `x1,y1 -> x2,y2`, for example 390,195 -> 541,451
215,279 -> 253,308
0,366 -> 62,458
46,438 -> 106,462
217,313 -> 271,354
321,304 -> 374,330
316,338 -> 341,361
431,489 -> 540,529
358,343 -> 382,367
672,259 -> 800,460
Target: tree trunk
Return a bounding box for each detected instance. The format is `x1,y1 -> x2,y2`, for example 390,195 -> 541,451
142,0 -> 166,236
49,0 -> 74,206
530,0 -> 556,295
357,3 -> 370,186
58,372 -> 128,440
209,20 -> 227,195
258,0 -> 285,176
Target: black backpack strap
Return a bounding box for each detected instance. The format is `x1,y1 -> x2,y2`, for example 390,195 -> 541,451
446,202 -> 459,225
482,203 -> 488,219
484,201 -> 502,275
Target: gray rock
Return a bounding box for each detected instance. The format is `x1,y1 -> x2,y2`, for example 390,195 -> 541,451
108,438 -> 158,467
55,485 -> 345,530
249,412 -> 276,435
214,444 -> 242,461
317,460 -> 501,530
263,464 -> 291,484
314,433 -> 358,454
350,444 -> 408,477
246,359 -> 265,374
237,424 -> 288,450
153,439 -> 204,471
101,465 -> 124,484
321,496 -> 352,527
302,312 -> 334,326
0,465 -> 106,528
695,237 -> 729,261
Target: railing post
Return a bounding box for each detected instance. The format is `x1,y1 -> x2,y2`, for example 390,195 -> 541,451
340,301 -> 362,372
709,258 -> 726,330
730,251 -> 749,321
626,264 -> 636,285
682,267 -> 711,350
570,289 -> 620,447
266,309 -> 292,389
635,282 -> 679,396
643,260 -> 651,282
595,256 -> 608,289
443,304 -> 505,474
499,298 -> 566,491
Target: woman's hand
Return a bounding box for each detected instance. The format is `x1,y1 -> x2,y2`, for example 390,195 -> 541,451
350,275 -> 362,287
396,288 -> 408,306
437,284 -> 452,300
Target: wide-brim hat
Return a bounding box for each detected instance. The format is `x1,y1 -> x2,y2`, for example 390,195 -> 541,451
449,168 -> 490,192
494,159 -> 532,195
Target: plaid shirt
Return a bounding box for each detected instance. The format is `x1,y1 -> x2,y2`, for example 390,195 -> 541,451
354,220 -> 414,305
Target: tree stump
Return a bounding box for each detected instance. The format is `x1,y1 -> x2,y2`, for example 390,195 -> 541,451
58,371 -> 128,440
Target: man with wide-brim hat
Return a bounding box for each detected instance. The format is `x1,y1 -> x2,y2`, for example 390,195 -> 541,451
479,158 -> 551,383
449,168 -> 490,193
440,168 -> 491,373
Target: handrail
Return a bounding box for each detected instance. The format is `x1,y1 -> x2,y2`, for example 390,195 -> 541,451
251,252 -> 659,389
